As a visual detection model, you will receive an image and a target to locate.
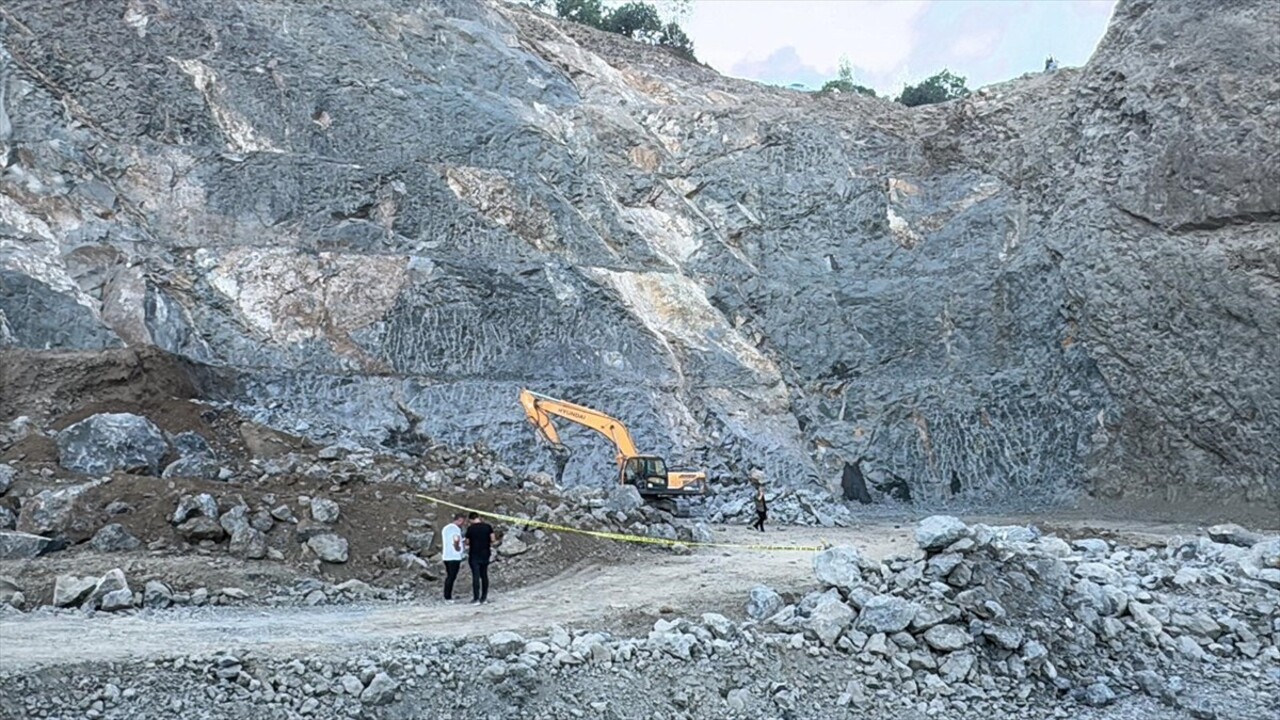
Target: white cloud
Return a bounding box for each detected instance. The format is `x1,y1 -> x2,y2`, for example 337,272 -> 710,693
686,1 -> 928,80
949,31 -> 1001,62
680,0 -> 1116,94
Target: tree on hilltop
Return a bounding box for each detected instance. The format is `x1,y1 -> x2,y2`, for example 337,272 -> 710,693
821,57 -> 877,97
897,69 -> 970,107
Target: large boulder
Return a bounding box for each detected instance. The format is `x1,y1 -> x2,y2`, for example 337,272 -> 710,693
915,516 -> 970,552
1207,524 -> 1263,548
87,568 -> 129,608
99,588 -> 134,612
806,597 -> 856,646
56,413 -> 168,476
605,485 -> 644,514
53,574 -> 98,607
983,626 -> 1025,651
143,580 -> 174,608
746,585 -> 784,620
403,529 -> 434,554
813,546 -> 863,591
229,527 -> 268,559
1240,537 -> 1280,576
16,485 -> 87,536
499,536 -> 529,556
487,631 -> 526,657
0,464 -> 14,495
0,531 -> 53,559
90,523 -> 141,553
0,506 -> 14,531
307,533 -> 349,563
251,509 -> 275,533
219,506 -> 251,536
855,595 -> 920,634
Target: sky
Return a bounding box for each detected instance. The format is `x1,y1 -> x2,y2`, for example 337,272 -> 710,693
670,0 -> 1118,95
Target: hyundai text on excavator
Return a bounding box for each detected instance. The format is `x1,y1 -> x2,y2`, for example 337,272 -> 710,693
518,389 -> 707,515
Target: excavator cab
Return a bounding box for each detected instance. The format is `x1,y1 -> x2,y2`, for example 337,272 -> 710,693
622,456 -> 706,497
622,455 -> 670,492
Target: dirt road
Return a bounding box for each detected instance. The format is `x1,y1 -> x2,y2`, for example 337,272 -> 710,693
0,518 -> 1208,671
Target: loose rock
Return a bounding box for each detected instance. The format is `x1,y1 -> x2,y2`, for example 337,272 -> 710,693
307,534 -> 349,563
746,585 -> 784,620
856,595 -> 919,634
143,580 -> 173,609
0,530 -> 52,560
229,527 -> 268,560
813,546 -> 862,590
88,568 -> 129,608
310,498 -> 340,524
177,517 -> 225,543
360,672 -> 398,706
915,516 -> 969,552
90,523 -> 141,553
922,624 -> 972,652
56,413 -> 168,476
53,575 -> 97,607
99,588 -> 134,612
0,464 -> 13,495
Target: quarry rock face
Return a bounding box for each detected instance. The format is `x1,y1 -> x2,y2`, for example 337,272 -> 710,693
0,0 -> 1275,504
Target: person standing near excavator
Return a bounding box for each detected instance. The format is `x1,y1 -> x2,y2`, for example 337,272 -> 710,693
464,512 -> 497,605
440,512 -> 465,602
751,469 -> 768,532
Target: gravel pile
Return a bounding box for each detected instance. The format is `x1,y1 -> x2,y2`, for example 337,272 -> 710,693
4,518 -> 1275,719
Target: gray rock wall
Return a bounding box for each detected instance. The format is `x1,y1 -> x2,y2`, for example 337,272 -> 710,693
0,0 -> 1274,502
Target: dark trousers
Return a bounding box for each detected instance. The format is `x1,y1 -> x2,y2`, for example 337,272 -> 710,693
469,558 -> 490,601
443,560 -> 461,599
754,510 -> 767,532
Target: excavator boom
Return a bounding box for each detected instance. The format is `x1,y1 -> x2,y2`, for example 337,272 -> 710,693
519,389 -> 640,466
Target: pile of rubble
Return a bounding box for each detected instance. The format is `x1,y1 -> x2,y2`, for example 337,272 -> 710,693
508,484 -> 714,544
169,491 -> 352,564
5,517 -> 1275,719
764,517 -> 1280,713
704,482 -> 856,528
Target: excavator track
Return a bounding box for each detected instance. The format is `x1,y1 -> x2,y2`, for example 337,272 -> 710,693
645,496 -> 704,519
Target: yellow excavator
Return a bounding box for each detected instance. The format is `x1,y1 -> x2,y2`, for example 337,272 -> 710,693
518,389 -> 707,514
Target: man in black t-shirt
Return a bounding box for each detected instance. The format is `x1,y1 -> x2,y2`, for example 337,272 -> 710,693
464,512 -> 496,604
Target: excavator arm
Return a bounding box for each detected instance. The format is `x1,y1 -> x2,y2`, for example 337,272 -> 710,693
519,388 -> 707,511
519,389 -> 640,467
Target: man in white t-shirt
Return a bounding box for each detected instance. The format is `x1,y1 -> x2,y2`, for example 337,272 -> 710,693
440,512 -> 466,602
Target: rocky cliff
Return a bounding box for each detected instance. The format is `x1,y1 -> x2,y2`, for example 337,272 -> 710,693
1,0 -> 1276,505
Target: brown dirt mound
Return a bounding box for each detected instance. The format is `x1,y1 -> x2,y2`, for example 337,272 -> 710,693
0,346 -> 202,426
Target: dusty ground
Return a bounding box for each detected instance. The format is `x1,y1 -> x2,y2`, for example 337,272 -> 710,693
0,515 -> 1226,671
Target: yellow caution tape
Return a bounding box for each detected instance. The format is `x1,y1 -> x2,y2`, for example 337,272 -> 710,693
416,493 -> 828,552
